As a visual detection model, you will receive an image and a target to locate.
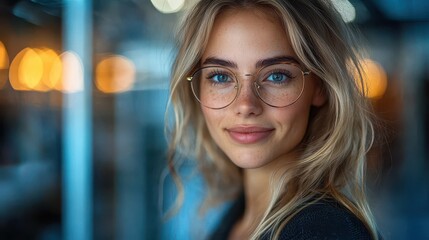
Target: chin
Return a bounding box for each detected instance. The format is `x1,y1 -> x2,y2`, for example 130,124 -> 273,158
228,154 -> 272,169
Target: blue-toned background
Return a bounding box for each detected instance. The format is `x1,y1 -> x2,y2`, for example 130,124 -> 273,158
0,0 -> 428,239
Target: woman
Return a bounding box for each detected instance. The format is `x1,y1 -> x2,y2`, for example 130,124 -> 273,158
166,0 -> 379,239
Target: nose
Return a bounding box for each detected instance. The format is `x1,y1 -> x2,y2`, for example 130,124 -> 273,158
232,80 -> 263,116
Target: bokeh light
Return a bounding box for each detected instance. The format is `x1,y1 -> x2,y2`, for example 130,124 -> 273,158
19,48 -> 44,90
0,41 -> 8,89
332,0 -> 356,23
0,41 -> 9,69
9,47 -> 65,92
50,52 -> 64,91
9,48 -> 42,91
151,0 -> 185,14
357,59 -> 388,99
95,55 -> 136,93
34,48 -> 61,92
60,51 -> 84,93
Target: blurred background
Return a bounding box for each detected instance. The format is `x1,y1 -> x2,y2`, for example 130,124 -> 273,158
0,0 -> 428,239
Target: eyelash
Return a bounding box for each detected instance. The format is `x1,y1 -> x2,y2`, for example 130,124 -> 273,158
206,71 -> 232,81
263,69 -> 294,84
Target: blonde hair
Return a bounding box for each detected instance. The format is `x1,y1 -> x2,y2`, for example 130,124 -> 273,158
165,0 -> 378,239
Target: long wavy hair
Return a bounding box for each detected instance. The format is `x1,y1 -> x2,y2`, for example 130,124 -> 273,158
165,0 -> 378,239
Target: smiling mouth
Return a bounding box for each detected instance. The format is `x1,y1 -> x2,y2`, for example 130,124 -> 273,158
226,127 -> 274,144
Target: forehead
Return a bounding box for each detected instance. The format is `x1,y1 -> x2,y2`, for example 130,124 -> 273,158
202,7 -> 296,67
216,7 -> 281,26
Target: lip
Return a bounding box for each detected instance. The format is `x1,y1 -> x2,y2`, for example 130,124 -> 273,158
226,126 -> 274,144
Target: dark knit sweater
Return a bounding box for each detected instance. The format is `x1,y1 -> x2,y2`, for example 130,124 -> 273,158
210,196 -> 372,240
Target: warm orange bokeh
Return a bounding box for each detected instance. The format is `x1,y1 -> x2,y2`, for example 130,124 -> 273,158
33,48 -> 62,92
9,48 -> 42,91
0,41 -> 9,69
95,55 -> 136,93
357,59 -> 388,99
0,41 -> 8,89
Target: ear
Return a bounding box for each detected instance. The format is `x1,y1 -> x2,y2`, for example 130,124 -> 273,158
311,77 -> 327,107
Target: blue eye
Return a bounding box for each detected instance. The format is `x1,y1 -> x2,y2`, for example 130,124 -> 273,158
264,69 -> 295,85
211,74 -> 229,83
206,70 -> 233,84
267,73 -> 287,82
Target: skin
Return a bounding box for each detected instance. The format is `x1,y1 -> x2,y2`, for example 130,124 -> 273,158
200,8 -> 326,239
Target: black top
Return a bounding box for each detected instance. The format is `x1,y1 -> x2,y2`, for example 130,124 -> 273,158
209,196 -> 373,240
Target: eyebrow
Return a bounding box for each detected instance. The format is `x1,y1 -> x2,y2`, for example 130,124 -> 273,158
202,57 -> 238,68
256,56 -> 300,68
201,55 -> 300,69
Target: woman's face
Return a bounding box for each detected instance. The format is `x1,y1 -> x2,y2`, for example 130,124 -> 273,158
200,8 -> 325,170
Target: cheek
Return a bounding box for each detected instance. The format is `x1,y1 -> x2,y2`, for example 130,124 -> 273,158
201,108 -> 221,134
276,108 -> 308,131
274,100 -> 313,139
201,108 -> 211,125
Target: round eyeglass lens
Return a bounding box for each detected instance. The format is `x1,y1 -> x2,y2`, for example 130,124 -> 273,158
190,66 -> 238,109
254,63 -> 304,107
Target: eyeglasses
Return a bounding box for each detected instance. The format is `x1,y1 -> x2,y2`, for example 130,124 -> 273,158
187,63 -> 310,109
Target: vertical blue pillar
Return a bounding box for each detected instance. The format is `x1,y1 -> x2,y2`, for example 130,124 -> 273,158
62,0 -> 93,240
114,93 -> 146,240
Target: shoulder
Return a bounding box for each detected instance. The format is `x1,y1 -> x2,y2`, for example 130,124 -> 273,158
276,199 -> 372,240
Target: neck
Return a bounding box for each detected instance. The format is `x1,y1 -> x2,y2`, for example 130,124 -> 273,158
228,168 -> 272,240
243,168 -> 271,220
235,167 -> 273,236
230,154 -> 296,239
241,154 -> 294,223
